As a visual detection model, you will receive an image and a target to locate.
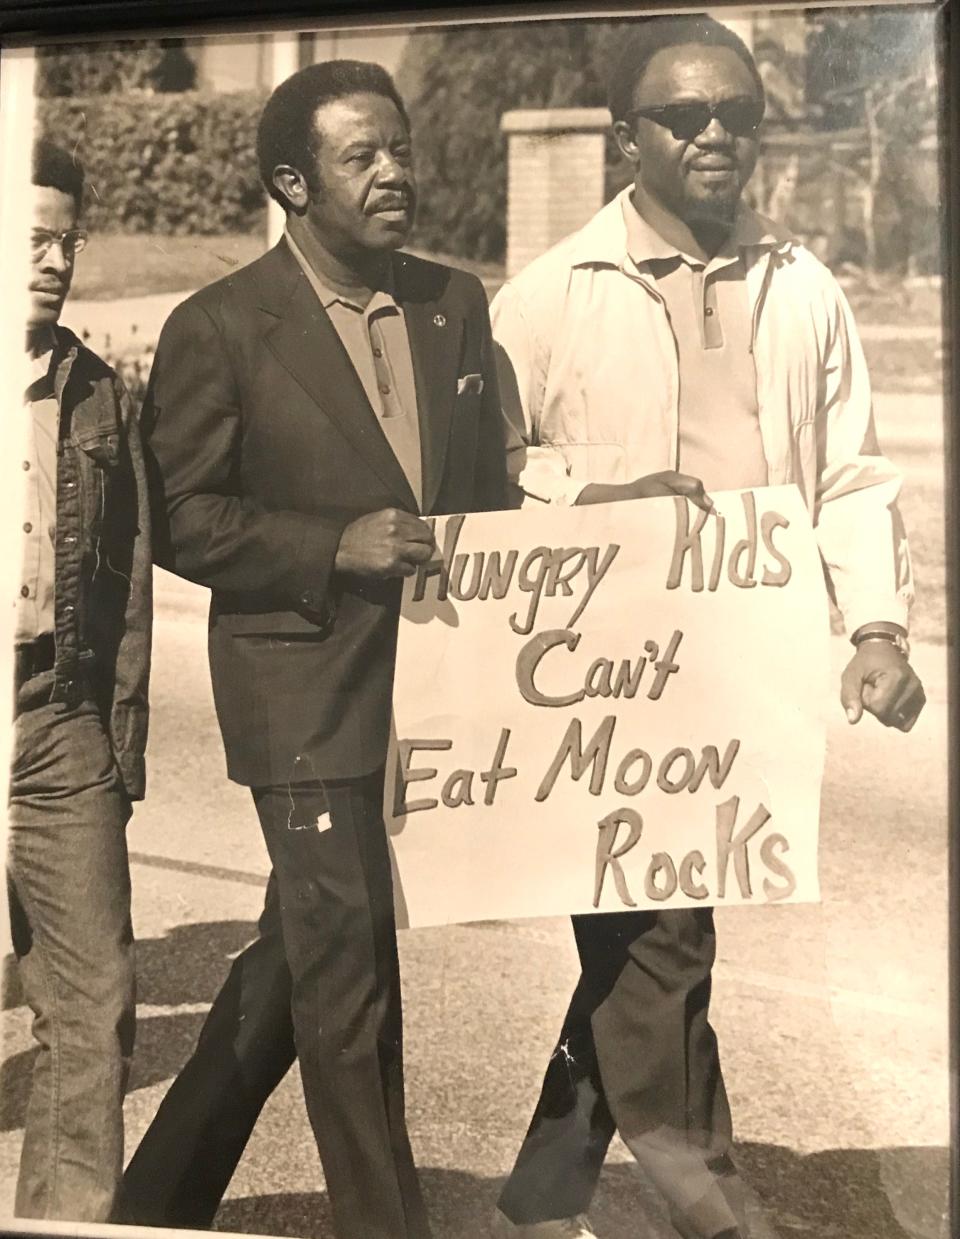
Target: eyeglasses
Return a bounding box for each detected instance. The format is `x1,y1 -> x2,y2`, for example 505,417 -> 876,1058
627,98 -> 765,141
31,228 -> 88,260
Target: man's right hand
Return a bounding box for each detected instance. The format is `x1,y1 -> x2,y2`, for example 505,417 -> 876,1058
335,508 -> 436,578
576,470 -> 714,512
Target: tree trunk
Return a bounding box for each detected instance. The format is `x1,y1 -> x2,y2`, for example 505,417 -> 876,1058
862,85 -> 882,281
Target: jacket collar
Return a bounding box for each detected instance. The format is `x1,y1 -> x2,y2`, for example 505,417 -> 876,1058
257,239 -> 458,515
50,324 -> 92,410
567,187 -> 794,271
283,224 -> 400,313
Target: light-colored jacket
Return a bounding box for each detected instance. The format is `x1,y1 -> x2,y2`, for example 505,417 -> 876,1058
490,188 -> 913,636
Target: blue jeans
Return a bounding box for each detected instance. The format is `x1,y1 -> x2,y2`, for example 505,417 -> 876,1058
7,671 -> 135,1221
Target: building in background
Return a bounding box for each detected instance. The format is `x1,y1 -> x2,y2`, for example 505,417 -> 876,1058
192,27 -> 411,92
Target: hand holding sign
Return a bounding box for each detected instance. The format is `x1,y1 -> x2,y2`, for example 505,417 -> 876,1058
577,469 -> 714,513
336,508 -> 436,578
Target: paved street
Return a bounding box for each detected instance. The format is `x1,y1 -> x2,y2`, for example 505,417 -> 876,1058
0,560 -> 949,1239
0,393 -> 950,1239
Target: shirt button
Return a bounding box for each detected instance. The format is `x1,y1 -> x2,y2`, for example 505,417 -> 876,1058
373,348 -> 383,358
704,307 -> 715,317
23,522 -> 32,534
379,383 -> 391,395
63,604 -> 75,618
22,461 -> 30,471
20,585 -> 30,598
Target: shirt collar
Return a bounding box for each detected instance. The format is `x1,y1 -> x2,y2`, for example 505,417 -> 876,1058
25,326 -> 57,397
284,225 -> 398,313
568,186 -> 793,271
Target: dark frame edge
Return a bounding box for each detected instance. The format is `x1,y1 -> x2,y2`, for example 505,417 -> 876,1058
0,0 -> 785,42
944,0 -> 960,1232
0,2 -> 956,1237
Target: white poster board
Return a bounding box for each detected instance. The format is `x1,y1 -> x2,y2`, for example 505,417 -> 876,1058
386,486 -> 831,929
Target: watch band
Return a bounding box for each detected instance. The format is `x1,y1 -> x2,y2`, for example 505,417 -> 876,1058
852,627 -> 910,658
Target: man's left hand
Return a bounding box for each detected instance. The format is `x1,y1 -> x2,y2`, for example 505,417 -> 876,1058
840,641 -> 926,731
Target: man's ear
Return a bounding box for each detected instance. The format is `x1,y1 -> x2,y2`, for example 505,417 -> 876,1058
613,120 -> 641,162
272,164 -> 309,211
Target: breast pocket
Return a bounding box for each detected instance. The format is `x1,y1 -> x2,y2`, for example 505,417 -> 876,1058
70,430 -> 122,540
449,389 -> 482,463
76,428 -> 120,469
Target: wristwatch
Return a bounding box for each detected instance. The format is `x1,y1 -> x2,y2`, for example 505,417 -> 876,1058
851,623 -> 910,659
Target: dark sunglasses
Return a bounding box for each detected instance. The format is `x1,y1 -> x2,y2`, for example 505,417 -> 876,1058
627,98 -> 765,141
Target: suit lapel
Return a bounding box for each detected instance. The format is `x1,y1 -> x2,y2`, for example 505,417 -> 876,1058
259,242 -> 418,511
396,256 -> 461,515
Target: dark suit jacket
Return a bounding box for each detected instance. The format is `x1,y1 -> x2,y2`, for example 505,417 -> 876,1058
144,239 -> 507,786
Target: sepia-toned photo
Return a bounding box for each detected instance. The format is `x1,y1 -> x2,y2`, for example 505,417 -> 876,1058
0,4 -> 950,1238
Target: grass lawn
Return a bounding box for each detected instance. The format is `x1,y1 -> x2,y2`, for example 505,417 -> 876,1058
71,233 -> 268,301
840,273 -> 942,328
70,232 -> 505,302
862,337 -> 944,395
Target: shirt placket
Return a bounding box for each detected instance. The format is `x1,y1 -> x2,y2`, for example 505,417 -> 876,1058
18,428 -> 41,636
367,309 -> 404,420
687,264 -> 724,351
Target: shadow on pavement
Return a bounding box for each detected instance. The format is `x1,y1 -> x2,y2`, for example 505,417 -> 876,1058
133,919 -> 260,1007
214,1147 -> 949,1239
1,953 -> 23,1010
0,1011 -> 211,1132
735,1141 -> 949,1239
0,1046 -> 33,1134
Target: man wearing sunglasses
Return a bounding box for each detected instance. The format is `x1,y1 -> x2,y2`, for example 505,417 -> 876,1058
492,14 -> 922,1239
8,140 -> 151,1222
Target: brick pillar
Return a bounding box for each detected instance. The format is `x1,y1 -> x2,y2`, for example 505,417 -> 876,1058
501,108 -> 611,277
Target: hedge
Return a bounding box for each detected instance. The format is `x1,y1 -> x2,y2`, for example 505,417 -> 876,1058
38,90 -> 269,235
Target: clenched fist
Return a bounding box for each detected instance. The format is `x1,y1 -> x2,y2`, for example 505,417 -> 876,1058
840,640 -> 925,731
335,508 -> 436,579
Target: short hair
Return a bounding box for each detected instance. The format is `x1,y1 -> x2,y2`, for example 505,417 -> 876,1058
607,15 -> 765,124
257,59 -> 411,208
31,138 -> 84,212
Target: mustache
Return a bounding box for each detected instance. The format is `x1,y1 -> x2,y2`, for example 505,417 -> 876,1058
368,192 -> 415,213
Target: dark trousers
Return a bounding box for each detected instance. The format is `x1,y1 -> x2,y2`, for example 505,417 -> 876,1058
8,673 -> 135,1222
120,773 -> 430,1239
498,909 -> 744,1238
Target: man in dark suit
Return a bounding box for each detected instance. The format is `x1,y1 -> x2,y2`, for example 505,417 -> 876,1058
119,60 -> 505,1239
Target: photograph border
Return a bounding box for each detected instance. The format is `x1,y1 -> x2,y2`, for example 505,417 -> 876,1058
0,2 -> 955,1238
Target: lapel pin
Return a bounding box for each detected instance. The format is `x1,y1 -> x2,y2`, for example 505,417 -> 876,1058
433,313 -> 446,328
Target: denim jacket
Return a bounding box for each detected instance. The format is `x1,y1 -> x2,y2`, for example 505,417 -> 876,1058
47,325 -> 152,799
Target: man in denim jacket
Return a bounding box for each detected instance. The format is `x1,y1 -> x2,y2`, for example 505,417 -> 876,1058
7,139 -> 151,1222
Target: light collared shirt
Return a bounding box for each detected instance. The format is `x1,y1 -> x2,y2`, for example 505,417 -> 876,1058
490,188 -> 913,634
18,334 -> 58,642
285,227 -> 423,510
621,194 -> 768,491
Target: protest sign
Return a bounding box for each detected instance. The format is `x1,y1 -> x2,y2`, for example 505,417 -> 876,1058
386,486 -> 831,929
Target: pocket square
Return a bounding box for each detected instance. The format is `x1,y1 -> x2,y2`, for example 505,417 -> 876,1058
457,373 -> 484,396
